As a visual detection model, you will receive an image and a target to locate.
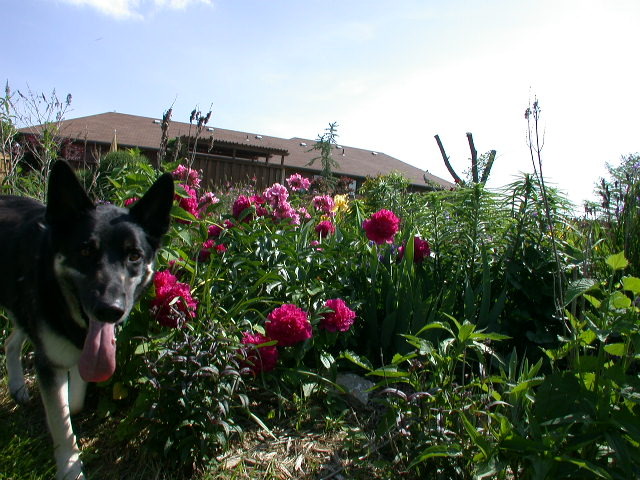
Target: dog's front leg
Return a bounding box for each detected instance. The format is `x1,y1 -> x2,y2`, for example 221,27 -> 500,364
37,363 -> 85,480
68,365 -> 88,415
5,327 -> 31,404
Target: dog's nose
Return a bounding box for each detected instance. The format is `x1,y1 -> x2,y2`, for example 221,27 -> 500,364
94,301 -> 125,323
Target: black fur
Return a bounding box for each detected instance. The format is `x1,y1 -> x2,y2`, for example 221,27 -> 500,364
0,160 -> 174,480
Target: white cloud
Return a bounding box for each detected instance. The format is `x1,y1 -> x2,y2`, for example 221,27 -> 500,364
56,0 -> 211,20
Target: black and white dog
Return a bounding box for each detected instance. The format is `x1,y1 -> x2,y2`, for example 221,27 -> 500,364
1,160 -> 174,480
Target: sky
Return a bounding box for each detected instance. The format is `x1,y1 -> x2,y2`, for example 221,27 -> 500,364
3,0 -> 639,208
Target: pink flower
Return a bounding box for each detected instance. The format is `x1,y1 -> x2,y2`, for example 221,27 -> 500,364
176,184 -> 200,221
315,220 -> 335,238
263,183 -> 289,207
215,243 -> 227,253
232,195 -> 253,221
208,224 -> 223,238
362,209 -> 400,244
124,197 -> 139,207
398,236 -> 431,264
313,195 -> 335,214
320,298 -> 356,333
273,200 -> 300,225
198,192 -> 219,215
265,304 -> 312,346
173,164 -> 201,189
150,270 -> 198,328
241,332 -> 278,373
286,173 -> 311,192
297,207 -> 311,221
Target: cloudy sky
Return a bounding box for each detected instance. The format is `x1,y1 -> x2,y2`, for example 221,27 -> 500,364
3,0 -> 639,207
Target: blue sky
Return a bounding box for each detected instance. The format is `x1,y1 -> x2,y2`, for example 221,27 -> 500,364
3,0 -> 639,207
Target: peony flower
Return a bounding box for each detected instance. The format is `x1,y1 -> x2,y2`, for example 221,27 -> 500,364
173,164 -> 201,189
286,173 -> 311,192
265,304 -> 312,346
320,298 -> 356,332
241,331 -> 278,373
315,220 -> 335,238
176,184 -> 200,220
198,192 -> 220,215
150,270 -> 198,328
263,183 -> 289,207
362,209 -> 400,244
232,195 -> 253,221
313,195 -> 335,215
398,236 -> 431,264
208,223 -> 223,238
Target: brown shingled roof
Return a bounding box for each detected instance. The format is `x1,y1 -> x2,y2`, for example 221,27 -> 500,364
22,112 -> 453,189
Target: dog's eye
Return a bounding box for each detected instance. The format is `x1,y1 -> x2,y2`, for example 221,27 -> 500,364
128,251 -> 142,262
80,244 -> 96,257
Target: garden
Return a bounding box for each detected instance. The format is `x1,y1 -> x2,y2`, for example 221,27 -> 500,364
1,92 -> 640,479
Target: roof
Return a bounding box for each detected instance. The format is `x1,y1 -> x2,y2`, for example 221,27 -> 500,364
21,112 -> 453,189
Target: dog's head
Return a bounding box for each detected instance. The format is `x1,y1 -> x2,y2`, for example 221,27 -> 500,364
45,160 -> 174,381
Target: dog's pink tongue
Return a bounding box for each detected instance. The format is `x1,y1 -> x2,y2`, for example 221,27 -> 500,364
79,319 -> 116,383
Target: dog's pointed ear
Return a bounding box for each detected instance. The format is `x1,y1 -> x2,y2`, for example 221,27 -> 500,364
45,160 -> 94,225
129,173 -> 175,238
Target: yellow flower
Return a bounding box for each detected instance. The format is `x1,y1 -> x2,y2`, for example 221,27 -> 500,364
332,194 -> 350,213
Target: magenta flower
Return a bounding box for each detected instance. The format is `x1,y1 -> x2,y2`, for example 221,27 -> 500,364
208,224 -> 223,238
150,270 -> 198,328
315,220 -> 335,238
265,304 -> 312,346
273,200 -> 300,225
320,298 -> 356,332
124,197 -> 139,207
313,195 -> 335,214
172,164 -> 201,189
232,195 -> 253,221
286,173 -> 311,192
398,236 -> 431,264
241,331 -> 278,373
176,184 -> 200,220
362,209 -> 400,244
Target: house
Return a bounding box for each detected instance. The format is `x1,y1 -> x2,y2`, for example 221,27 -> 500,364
19,112 -> 453,192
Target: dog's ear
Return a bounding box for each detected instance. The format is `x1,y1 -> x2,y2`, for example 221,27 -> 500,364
45,160 -> 94,225
129,173 -> 175,238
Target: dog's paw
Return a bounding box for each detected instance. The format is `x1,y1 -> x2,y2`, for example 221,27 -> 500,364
9,384 -> 31,404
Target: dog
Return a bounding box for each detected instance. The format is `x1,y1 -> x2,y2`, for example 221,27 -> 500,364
1,160 -> 174,480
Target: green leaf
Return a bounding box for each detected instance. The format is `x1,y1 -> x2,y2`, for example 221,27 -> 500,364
606,252 -> 629,271
604,343 -> 626,357
622,276 -> 640,295
366,366 -> 409,378
508,377 -> 544,395
610,291 -> 632,309
409,444 -> 462,467
553,456 -> 612,479
340,351 -> 373,372
564,278 -> 598,306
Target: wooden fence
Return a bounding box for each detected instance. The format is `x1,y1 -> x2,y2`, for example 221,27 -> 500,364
190,153 -> 286,191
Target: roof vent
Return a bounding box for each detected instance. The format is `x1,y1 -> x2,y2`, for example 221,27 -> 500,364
255,135 -> 263,139
245,135 -> 249,141
206,127 -> 214,132
153,119 -> 161,124
335,145 -> 342,149
300,142 -> 307,147
371,151 -> 379,155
